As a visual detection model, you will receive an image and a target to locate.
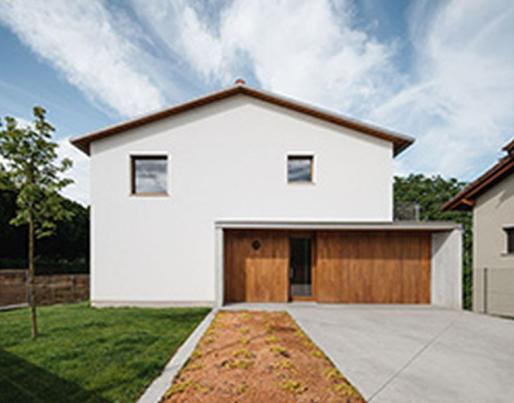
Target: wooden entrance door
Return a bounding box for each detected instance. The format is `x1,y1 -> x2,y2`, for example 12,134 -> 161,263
224,230 -> 289,303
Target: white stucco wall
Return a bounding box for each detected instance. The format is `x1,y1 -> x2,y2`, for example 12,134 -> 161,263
89,95 -> 393,305
431,229 -> 463,309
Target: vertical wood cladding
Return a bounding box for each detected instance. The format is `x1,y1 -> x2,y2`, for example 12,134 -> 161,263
224,230 -> 289,302
224,229 -> 431,304
316,231 -> 431,303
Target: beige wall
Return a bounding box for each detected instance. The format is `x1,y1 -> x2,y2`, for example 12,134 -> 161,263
473,172 -> 514,315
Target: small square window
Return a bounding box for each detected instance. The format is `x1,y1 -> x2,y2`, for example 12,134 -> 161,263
131,156 -> 168,195
287,155 -> 313,183
505,228 -> 514,254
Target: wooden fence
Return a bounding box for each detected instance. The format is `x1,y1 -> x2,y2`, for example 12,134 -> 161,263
0,270 -> 89,307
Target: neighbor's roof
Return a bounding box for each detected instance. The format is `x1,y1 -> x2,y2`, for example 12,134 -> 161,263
443,138 -> 514,211
71,80 -> 414,156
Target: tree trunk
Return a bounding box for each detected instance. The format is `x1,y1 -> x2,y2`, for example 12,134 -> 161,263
28,216 -> 38,339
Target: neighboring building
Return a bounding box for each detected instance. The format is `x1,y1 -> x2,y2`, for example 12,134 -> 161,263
72,81 -> 462,308
444,139 -> 514,316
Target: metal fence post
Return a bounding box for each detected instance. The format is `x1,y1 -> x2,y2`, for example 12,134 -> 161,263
483,267 -> 488,314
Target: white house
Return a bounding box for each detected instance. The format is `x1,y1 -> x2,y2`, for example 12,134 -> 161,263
72,81 -> 462,308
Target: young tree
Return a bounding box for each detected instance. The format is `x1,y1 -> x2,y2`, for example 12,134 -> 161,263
0,107 -> 73,338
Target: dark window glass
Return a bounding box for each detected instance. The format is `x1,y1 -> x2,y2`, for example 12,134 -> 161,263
506,228 -> 514,254
131,156 -> 167,194
288,155 -> 313,183
290,237 -> 312,297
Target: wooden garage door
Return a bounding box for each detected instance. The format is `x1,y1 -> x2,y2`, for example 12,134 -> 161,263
316,231 -> 431,303
224,230 -> 289,303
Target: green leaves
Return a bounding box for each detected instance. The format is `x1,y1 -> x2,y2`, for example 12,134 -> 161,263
0,106 -> 74,239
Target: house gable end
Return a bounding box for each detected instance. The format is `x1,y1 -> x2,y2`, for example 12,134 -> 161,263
71,84 -> 413,156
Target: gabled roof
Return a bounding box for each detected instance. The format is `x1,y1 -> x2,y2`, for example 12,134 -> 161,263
71,81 -> 414,156
503,138 -> 514,153
443,139 -> 514,211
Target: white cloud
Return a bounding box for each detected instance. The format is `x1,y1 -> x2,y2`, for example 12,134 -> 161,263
0,0 -> 165,117
133,0 -> 399,115
9,117 -> 33,129
145,0 -> 514,181
373,0 -> 514,179
0,117 -> 33,174
57,138 -> 89,206
3,0 -> 514,205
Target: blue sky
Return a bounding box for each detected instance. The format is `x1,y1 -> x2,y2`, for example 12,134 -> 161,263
1,0 -> 513,205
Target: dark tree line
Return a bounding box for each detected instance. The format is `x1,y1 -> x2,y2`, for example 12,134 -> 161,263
0,188 -> 89,273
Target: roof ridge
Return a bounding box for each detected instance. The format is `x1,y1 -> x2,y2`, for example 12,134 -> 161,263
503,137 -> 514,153
71,83 -> 414,156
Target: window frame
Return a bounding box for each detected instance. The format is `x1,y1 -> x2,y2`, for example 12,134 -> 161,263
130,154 -> 169,196
287,154 -> 315,184
504,226 -> 514,254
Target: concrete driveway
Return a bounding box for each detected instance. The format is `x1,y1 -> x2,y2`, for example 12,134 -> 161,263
225,303 -> 514,402
288,305 -> 514,403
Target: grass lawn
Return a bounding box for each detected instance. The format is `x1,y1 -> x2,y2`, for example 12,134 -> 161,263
0,303 -> 210,403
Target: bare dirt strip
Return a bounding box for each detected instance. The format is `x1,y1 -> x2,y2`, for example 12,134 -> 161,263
163,310 -> 365,402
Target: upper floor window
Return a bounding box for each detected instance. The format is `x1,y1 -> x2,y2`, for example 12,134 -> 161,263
505,227 -> 514,254
287,155 -> 313,183
131,155 -> 168,195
